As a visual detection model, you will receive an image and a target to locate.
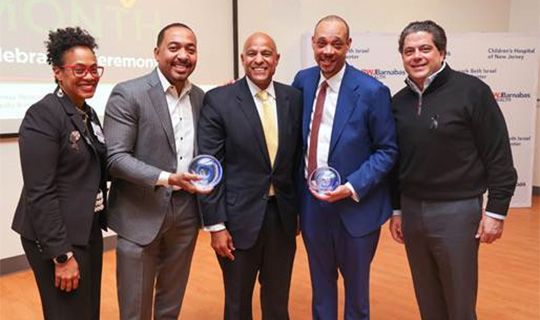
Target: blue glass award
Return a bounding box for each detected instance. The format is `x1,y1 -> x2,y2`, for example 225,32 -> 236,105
308,166 -> 341,194
188,155 -> 223,189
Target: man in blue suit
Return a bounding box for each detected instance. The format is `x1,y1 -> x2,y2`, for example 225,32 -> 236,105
292,15 -> 398,320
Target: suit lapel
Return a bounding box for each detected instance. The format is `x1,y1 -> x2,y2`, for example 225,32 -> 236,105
329,65 -> 358,156
147,71 -> 176,153
56,87 -> 96,153
236,79 -> 271,167
302,71 -> 320,145
274,83 -> 290,170
189,86 -> 203,155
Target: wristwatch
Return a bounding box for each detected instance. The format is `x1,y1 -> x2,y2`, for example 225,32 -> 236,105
53,251 -> 74,264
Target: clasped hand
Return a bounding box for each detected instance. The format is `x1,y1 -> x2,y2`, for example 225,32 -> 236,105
211,229 -> 235,261
55,258 -> 79,292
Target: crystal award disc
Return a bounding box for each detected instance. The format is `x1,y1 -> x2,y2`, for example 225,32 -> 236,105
308,166 -> 341,194
188,155 -> 222,189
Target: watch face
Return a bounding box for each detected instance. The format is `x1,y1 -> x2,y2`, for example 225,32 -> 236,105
56,254 -> 68,263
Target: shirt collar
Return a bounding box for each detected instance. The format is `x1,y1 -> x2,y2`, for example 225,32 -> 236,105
246,76 -> 276,100
406,61 -> 447,94
319,63 -> 346,92
156,67 -> 192,97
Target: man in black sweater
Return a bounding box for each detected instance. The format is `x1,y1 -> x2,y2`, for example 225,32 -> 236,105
389,20 -> 517,320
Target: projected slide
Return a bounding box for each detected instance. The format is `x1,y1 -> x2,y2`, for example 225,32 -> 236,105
0,0 -> 163,133
0,0 -> 232,135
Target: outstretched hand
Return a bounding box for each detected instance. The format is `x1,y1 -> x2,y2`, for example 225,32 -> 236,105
309,185 -> 352,203
168,172 -> 213,195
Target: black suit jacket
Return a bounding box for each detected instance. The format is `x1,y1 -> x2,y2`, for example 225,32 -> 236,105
12,87 -> 107,260
198,78 -> 303,249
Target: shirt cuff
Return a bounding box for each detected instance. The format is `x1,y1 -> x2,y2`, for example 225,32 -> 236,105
345,182 -> 359,202
392,210 -> 402,216
485,211 -> 506,220
157,171 -> 171,187
203,223 -> 226,232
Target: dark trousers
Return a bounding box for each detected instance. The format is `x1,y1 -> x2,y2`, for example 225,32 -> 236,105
401,195 -> 482,320
22,214 -> 103,320
218,199 -> 296,320
302,211 -> 380,320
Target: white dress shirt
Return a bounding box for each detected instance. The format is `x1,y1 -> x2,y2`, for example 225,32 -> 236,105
246,77 -> 279,131
154,68 -> 195,188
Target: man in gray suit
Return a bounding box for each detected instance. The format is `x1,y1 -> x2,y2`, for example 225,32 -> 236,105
104,23 -> 208,320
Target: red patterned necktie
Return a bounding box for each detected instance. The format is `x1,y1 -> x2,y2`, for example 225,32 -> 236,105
307,81 -> 328,176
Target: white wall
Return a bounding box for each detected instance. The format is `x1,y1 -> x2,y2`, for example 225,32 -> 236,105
1,0 -> 539,261
508,0 -> 540,186
238,0 -> 512,83
0,139 -> 23,259
237,0 -> 540,185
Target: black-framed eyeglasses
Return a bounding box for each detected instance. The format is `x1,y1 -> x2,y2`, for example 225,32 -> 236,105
62,65 -> 105,78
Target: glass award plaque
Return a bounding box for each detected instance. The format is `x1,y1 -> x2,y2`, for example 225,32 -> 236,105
188,155 -> 222,189
308,166 -> 341,194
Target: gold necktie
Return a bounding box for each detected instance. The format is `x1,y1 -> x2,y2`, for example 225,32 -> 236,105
257,90 -> 278,166
256,90 -> 278,196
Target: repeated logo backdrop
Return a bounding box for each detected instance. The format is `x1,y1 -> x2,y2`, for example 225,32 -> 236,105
302,33 -> 539,208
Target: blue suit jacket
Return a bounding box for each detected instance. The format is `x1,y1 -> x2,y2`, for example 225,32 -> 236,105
292,64 -> 398,237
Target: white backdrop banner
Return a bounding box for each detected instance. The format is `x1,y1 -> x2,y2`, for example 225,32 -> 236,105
301,33 -> 539,208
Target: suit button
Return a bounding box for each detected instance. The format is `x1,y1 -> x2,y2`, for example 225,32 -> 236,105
262,194 -> 269,200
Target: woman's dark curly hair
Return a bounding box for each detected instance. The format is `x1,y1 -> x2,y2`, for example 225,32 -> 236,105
45,27 -> 98,67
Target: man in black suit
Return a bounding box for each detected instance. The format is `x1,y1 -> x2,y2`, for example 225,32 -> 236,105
197,32 -> 302,319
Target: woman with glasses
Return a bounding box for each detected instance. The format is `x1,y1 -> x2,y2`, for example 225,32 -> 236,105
11,27 -> 107,320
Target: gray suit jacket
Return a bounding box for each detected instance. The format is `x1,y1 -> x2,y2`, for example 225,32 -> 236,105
104,69 -> 204,245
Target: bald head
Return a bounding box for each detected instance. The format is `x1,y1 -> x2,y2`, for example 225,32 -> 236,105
315,15 -> 350,39
241,32 -> 280,90
243,32 -> 278,53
